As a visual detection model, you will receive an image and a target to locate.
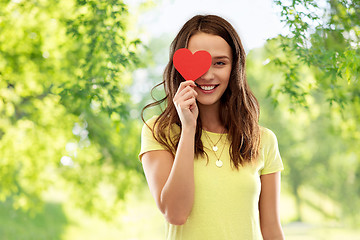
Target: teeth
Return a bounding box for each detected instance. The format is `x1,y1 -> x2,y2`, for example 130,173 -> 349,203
200,85 -> 216,91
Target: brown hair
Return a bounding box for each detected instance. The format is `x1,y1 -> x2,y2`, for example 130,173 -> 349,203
141,14 -> 261,168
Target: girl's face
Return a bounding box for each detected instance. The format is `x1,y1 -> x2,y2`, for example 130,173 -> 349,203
187,32 -> 233,107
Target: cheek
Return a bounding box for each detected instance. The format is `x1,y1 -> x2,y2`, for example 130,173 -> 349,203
219,71 -> 231,92
220,65 -> 231,76
220,68 -> 231,84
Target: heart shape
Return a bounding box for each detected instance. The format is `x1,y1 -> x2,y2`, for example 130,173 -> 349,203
173,48 -> 212,81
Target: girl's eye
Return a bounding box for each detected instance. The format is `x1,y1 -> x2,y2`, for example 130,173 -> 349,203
215,61 -> 225,66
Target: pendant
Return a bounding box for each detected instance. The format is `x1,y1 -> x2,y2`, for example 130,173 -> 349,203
212,146 -> 218,152
216,160 -> 223,168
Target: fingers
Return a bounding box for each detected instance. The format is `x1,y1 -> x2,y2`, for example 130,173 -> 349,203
175,96 -> 197,111
173,81 -> 198,117
175,81 -> 197,96
174,81 -> 198,101
178,90 -> 197,102
173,81 -> 199,126
173,88 -> 197,110
183,97 -> 197,110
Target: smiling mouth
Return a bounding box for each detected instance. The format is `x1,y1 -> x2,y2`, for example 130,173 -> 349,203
195,83 -> 219,91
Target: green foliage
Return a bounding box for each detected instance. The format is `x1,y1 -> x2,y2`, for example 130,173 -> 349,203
0,199 -> 67,240
261,0 -> 360,225
0,0 -> 146,219
248,44 -> 360,225
272,0 -> 360,108
58,0 -> 142,117
132,33 -> 172,120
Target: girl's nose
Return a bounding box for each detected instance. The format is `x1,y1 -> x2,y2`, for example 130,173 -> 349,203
199,67 -> 214,81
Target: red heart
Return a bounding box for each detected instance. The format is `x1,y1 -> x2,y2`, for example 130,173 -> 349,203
173,48 -> 212,81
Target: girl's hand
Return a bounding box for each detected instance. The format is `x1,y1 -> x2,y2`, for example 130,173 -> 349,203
173,81 -> 198,129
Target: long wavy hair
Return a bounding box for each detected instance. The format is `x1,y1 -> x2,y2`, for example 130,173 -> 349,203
141,15 -> 261,169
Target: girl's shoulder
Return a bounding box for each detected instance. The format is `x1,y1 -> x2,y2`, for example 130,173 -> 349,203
259,126 -> 277,137
259,126 -> 279,147
143,115 -> 180,136
143,115 -> 159,127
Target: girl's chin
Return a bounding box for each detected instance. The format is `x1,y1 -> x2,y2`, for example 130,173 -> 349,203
197,99 -> 221,107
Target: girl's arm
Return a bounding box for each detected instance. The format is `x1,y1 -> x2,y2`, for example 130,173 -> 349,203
142,127 -> 195,225
142,81 -> 198,226
259,171 -> 285,240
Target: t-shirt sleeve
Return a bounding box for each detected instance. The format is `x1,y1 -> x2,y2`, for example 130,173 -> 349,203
260,128 -> 284,175
138,116 -> 168,162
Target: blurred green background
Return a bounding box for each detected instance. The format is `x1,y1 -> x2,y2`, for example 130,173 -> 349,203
0,0 -> 359,239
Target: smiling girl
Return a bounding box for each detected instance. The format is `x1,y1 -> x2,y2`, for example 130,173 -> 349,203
139,15 -> 284,240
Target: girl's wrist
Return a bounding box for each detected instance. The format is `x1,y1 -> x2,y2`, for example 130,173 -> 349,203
181,125 -> 196,135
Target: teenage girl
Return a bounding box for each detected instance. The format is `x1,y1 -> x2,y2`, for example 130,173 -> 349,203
139,14 -> 284,240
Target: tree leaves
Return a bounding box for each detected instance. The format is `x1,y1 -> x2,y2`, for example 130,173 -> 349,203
269,0 -> 360,225
0,0 -> 146,219
272,0 -> 359,109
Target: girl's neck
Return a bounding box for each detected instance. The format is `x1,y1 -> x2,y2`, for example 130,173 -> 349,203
198,102 -> 226,134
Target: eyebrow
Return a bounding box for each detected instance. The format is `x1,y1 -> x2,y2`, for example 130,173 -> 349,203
213,56 -> 231,60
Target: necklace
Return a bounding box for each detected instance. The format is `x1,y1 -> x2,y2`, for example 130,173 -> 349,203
203,130 -> 227,168
203,129 -> 225,152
